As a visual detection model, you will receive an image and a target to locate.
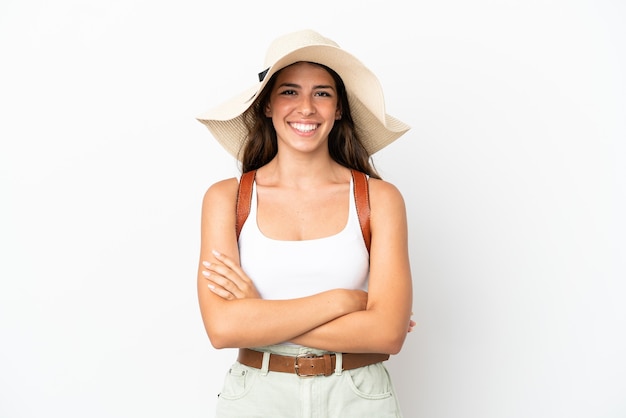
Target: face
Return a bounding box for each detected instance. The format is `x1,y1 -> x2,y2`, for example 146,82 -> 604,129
264,62 -> 341,156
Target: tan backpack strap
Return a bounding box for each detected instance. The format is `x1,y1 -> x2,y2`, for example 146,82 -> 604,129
236,170 -> 257,240
351,170 -> 371,253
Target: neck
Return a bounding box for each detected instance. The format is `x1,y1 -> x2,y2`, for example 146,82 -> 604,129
259,152 -> 348,188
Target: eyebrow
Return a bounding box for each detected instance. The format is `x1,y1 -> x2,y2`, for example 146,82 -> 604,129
278,82 -> 336,90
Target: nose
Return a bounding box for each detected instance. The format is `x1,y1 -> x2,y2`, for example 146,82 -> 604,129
298,95 -> 315,116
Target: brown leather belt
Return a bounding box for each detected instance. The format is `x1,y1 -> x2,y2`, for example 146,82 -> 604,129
237,348 -> 389,377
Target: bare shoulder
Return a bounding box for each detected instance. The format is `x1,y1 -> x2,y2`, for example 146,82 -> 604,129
368,178 -> 409,250
368,178 -> 407,212
202,177 -> 240,213
204,177 -> 239,198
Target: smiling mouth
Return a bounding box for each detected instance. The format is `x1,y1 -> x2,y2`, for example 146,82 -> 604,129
289,122 -> 318,133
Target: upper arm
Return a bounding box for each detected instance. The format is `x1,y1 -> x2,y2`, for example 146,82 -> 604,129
198,177 -> 240,264
197,177 -> 240,334
366,179 -> 413,333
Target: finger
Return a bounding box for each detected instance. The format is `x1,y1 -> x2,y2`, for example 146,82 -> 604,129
203,262 -> 248,295
208,252 -> 258,295
206,282 -> 235,300
211,250 -> 250,283
202,270 -> 244,299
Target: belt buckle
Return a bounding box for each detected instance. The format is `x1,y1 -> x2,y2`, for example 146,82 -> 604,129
294,352 -> 323,377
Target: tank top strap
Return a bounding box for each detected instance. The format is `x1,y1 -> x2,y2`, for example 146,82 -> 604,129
244,175 -> 359,240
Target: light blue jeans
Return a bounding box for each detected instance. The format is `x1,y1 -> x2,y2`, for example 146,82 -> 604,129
215,344 -> 403,418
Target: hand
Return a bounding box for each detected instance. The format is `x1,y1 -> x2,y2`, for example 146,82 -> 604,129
202,250 -> 261,300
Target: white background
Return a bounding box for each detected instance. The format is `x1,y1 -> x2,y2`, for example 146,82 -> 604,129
1,0 -> 625,417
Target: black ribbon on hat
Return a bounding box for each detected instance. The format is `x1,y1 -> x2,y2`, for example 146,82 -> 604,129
258,67 -> 270,82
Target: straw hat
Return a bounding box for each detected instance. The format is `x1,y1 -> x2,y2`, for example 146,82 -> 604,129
197,29 -> 410,160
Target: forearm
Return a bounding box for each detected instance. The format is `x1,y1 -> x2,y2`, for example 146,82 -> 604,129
200,287 -> 363,349
289,307 -> 409,355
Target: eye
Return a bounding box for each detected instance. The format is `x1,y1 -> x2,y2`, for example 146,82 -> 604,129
279,89 -> 297,96
315,91 -> 332,97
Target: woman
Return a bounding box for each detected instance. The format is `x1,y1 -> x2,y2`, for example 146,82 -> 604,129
196,30 -> 413,417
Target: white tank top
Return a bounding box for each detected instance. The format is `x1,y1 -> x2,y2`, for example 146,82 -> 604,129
238,178 -> 370,301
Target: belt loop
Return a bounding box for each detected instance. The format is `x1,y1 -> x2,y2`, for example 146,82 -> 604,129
260,352 -> 270,376
334,352 -> 343,375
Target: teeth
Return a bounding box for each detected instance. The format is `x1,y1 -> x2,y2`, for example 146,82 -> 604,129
291,123 -> 317,132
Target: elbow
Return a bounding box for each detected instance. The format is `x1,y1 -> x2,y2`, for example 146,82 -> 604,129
208,335 -> 229,350
364,310 -> 410,354
377,328 -> 407,355
204,323 -> 238,349
389,340 -> 406,355
383,335 -> 406,355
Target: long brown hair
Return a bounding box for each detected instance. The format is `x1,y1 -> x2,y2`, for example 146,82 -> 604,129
238,62 -> 381,179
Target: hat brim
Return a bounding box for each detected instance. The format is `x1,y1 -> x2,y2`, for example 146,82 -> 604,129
197,44 -> 409,160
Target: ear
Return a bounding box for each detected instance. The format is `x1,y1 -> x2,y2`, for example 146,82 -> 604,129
264,103 -> 272,117
335,108 -> 342,120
